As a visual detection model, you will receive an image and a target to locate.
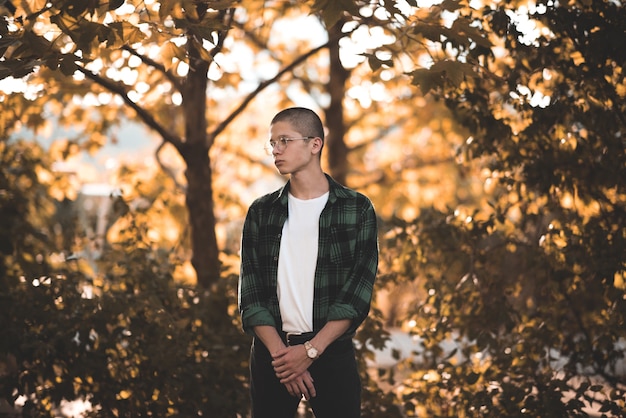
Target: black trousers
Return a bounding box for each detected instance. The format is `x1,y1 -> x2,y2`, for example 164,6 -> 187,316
249,336 -> 361,418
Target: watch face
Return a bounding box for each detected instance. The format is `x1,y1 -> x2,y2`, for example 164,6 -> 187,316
304,341 -> 318,359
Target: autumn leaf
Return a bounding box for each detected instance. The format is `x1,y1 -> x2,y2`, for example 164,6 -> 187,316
160,41 -> 185,71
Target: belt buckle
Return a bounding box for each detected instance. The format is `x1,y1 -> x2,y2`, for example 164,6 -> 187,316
285,332 -> 301,346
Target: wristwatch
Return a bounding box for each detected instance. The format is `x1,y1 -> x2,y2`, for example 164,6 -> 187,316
304,341 -> 319,360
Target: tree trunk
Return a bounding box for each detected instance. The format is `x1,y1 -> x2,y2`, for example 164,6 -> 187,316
181,42 -> 221,289
183,149 -> 220,289
324,19 -> 350,185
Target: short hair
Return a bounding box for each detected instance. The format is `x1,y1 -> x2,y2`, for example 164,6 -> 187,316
271,107 -> 325,142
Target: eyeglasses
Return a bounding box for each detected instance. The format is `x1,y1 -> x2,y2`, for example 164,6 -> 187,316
265,136 -> 314,155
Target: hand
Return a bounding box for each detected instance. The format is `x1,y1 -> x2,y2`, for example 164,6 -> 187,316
284,370 -> 316,400
271,345 -> 312,384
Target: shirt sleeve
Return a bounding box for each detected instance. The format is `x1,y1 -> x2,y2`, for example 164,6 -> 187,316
326,196 -> 378,335
238,203 -> 278,335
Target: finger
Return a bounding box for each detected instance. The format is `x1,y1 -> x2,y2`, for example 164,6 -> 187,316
299,382 -> 312,400
296,373 -> 313,398
301,389 -> 310,400
280,373 -> 295,384
278,371 -> 295,382
304,378 -> 316,398
280,369 -> 304,384
271,359 -> 285,369
286,382 -> 300,398
274,361 -> 296,373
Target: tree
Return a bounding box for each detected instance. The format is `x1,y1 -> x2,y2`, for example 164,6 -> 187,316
0,0 -> 467,290
375,0 -> 626,416
0,0 -> 339,288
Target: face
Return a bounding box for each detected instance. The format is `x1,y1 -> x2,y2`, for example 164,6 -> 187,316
269,121 -> 320,176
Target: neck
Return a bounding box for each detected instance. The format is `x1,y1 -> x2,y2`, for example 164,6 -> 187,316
289,169 -> 328,200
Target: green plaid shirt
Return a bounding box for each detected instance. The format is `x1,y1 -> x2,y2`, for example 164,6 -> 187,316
238,174 -> 378,339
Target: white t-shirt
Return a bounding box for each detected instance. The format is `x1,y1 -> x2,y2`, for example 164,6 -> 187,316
278,191 -> 329,333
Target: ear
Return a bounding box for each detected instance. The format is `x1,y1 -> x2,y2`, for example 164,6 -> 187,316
311,137 -> 323,154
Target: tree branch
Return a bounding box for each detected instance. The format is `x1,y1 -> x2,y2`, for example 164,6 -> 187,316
155,141 -> 187,192
207,17 -> 361,142
208,39 -> 331,140
121,45 -> 182,91
212,8 -> 235,59
77,64 -> 184,151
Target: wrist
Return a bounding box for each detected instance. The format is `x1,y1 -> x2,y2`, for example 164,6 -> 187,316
304,341 -> 319,360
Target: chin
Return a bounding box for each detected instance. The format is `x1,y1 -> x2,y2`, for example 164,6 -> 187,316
275,165 -> 290,175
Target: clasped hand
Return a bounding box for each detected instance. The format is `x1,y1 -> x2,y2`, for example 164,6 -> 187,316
271,345 -> 316,399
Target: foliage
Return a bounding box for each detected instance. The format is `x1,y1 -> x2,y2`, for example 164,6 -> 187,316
0,137 -> 57,287
0,134 -> 250,416
376,0 -> 626,416
0,202 -> 250,417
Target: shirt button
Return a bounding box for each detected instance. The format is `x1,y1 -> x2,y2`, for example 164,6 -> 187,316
277,233 -> 281,238
273,256 -> 278,261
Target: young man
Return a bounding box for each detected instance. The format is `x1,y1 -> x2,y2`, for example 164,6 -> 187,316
238,107 -> 378,418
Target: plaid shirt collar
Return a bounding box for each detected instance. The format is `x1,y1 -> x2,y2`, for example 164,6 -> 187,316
272,173 -> 353,206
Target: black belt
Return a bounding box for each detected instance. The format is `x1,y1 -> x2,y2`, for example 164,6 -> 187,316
270,331 -> 354,357
280,331 -> 316,346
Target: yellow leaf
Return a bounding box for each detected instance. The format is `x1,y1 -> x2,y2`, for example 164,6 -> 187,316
172,3 -> 185,20
24,0 -> 48,13
117,390 -> 132,400
615,271 -> 625,289
160,42 -> 184,71
570,51 -> 585,66
183,0 -> 199,20
159,0 -> 176,20
192,39 -> 213,63
121,22 -> 146,45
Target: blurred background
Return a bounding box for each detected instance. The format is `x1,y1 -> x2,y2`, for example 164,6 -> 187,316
1,0 -> 624,416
